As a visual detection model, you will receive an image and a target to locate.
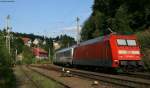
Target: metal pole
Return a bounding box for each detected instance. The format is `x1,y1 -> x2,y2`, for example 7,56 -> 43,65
15,49 -> 17,65
8,34 -> 10,54
5,35 -> 8,48
49,48 -> 51,62
76,17 -> 80,45
5,15 -> 11,54
38,44 -> 40,61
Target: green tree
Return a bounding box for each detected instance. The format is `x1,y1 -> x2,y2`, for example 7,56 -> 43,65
41,38 -> 54,60
22,46 -> 34,64
93,0 -> 123,17
13,37 -> 24,54
81,16 -> 95,41
0,32 -> 16,88
81,11 -> 107,41
112,6 -> 133,34
59,35 -> 76,48
81,0 -> 150,41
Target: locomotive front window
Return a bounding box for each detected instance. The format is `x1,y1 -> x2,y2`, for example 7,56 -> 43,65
127,40 -> 136,46
117,39 -> 127,46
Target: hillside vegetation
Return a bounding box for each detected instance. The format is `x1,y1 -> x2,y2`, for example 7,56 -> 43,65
137,30 -> 150,70
81,0 -> 150,41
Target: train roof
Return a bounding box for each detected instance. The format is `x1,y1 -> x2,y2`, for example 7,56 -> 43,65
56,45 -> 76,53
79,35 -> 108,46
78,33 -> 136,47
56,33 -> 136,53
55,35 -> 110,53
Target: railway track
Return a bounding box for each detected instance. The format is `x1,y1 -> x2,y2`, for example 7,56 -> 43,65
20,65 -> 70,88
121,72 -> 150,80
20,66 -> 41,88
30,64 -> 150,88
26,65 -> 71,88
70,69 -> 150,88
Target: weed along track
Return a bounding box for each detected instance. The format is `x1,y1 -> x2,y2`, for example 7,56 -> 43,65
14,65 -> 68,88
20,66 -> 41,88
27,66 -> 70,88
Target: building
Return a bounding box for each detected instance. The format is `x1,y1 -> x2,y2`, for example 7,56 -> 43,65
53,42 -> 61,50
16,54 -> 23,61
33,38 -> 39,45
32,48 -> 48,60
22,37 -> 32,47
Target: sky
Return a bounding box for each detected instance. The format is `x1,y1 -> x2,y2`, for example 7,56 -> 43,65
0,0 -> 93,38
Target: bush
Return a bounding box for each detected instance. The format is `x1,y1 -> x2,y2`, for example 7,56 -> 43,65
22,46 -> 34,64
0,44 -> 16,88
137,30 -> 150,71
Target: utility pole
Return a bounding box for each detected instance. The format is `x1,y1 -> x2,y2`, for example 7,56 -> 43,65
15,49 -> 17,65
5,15 -> 11,54
48,48 -> 51,62
76,17 -> 80,45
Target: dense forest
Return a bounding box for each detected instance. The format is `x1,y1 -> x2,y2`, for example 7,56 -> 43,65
55,34 -> 76,49
81,0 -> 150,70
81,0 -> 150,40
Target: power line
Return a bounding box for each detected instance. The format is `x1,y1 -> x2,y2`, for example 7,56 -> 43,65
0,0 -> 15,2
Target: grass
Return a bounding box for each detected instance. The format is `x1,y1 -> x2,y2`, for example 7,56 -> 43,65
28,67 -> 65,88
0,68 -> 16,88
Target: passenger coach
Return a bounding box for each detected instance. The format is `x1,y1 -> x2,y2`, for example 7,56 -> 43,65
53,46 -> 75,66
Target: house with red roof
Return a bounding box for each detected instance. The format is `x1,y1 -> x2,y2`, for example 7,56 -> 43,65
32,48 -> 48,59
22,37 -> 32,47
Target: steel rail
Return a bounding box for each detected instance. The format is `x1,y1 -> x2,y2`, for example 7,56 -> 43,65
20,66 -> 41,88
121,72 -> 150,80
30,64 -> 150,88
27,65 -> 71,88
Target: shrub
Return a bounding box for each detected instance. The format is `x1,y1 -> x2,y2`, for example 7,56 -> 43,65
0,44 -> 16,88
137,30 -> 150,70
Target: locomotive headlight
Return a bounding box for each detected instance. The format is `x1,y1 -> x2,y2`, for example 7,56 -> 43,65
118,50 -> 128,54
131,51 -> 140,54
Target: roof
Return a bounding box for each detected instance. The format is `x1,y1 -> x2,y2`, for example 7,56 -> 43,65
32,48 -> 48,54
56,45 -> 76,53
22,37 -> 31,44
56,33 -> 136,53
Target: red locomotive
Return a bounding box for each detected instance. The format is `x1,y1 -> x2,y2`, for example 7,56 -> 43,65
54,33 -> 143,72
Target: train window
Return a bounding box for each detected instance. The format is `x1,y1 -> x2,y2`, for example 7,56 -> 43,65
117,39 -> 127,46
127,40 -> 136,46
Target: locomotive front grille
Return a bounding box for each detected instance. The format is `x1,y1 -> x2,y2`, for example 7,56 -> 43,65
120,60 -> 141,66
